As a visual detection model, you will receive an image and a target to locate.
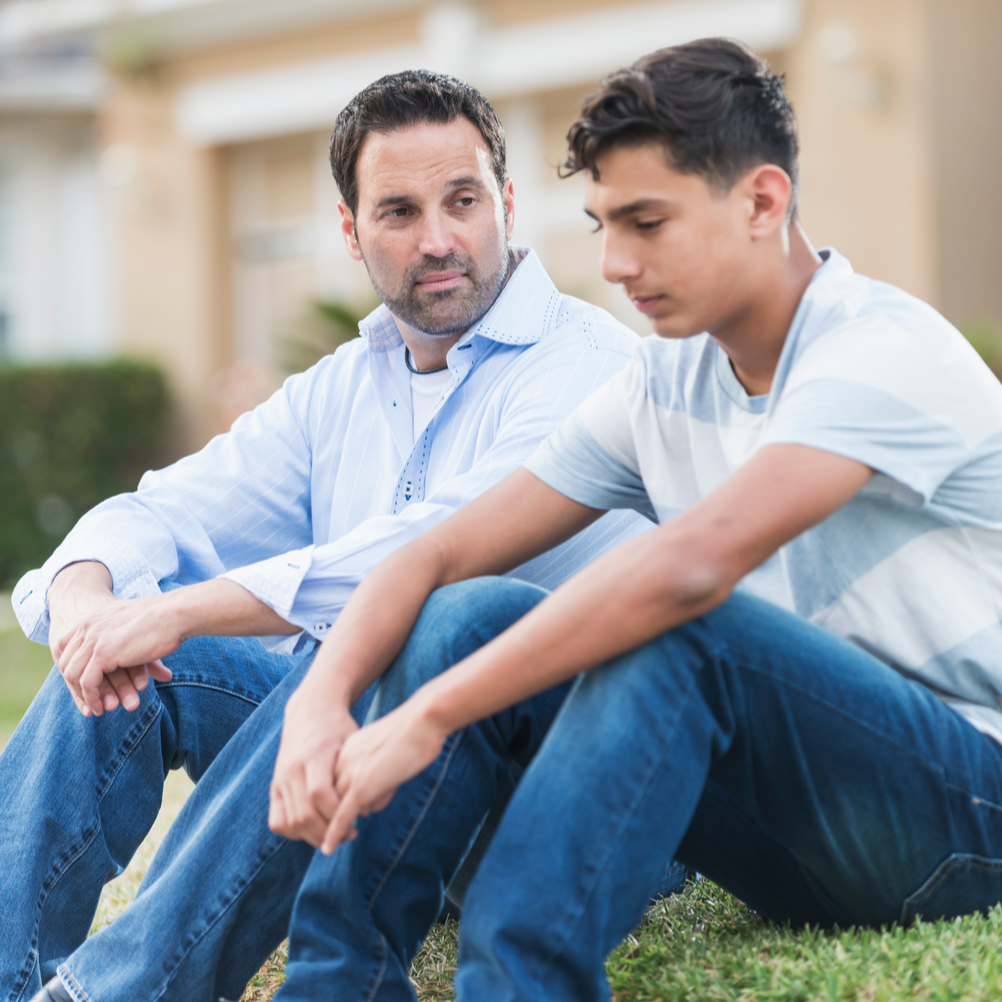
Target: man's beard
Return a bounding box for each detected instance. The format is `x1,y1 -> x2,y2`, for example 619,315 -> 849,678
363,238 -> 511,338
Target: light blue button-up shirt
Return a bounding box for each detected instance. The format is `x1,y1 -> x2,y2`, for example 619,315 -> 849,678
13,249 -> 647,651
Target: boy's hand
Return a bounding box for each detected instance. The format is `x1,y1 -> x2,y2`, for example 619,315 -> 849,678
269,688 -> 360,847
319,695 -> 449,855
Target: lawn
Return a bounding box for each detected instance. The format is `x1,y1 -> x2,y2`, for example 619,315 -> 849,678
3,598 -> 1000,1001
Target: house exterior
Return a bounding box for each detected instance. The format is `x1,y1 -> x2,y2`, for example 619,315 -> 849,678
1,0 -> 999,449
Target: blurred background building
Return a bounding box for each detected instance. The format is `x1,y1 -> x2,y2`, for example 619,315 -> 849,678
0,0 -> 1000,450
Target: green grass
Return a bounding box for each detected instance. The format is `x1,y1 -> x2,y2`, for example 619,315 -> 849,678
4,598 -> 999,1001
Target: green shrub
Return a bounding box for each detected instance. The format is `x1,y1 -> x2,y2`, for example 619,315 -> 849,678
0,360 -> 170,589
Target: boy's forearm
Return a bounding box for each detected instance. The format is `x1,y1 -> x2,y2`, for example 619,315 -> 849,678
294,535 -> 450,708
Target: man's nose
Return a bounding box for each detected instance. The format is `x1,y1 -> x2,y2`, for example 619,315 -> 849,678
600,232 -> 642,285
416,211 -> 458,259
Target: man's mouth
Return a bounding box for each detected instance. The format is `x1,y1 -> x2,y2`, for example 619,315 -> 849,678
416,270 -> 467,291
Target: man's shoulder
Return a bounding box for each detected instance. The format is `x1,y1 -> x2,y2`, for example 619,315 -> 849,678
548,293 -> 641,358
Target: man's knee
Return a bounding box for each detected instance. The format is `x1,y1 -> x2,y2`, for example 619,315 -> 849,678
370,577 -> 549,718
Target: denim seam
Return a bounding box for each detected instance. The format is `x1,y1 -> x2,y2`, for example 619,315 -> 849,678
901,853 -> 1002,924
541,664 -> 706,977
11,703 -> 163,1002
365,730 -> 465,912
155,681 -> 266,707
57,966 -> 90,1002
62,832 -> 290,1002
93,701 -> 163,805
362,933 -> 390,1002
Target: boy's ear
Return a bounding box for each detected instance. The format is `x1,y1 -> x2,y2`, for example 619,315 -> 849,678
741,164 -> 793,239
338,200 -> 364,261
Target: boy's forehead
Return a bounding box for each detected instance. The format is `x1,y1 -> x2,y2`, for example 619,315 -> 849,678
585,144 -> 711,214
356,119 -> 492,202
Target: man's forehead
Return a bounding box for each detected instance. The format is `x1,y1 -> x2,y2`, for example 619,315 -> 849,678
357,119 -> 491,188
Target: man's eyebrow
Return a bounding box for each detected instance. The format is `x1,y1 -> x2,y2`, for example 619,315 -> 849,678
373,176 -> 487,210
600,198 -> 674,222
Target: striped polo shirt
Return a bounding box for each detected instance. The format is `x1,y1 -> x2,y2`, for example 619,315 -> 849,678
526,248 -> 1002,743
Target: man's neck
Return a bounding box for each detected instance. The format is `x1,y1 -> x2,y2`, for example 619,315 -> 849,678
714,223 -> 822,397
396,324 -> 464,372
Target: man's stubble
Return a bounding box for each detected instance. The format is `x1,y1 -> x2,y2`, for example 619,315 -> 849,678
359,226 -> 511,338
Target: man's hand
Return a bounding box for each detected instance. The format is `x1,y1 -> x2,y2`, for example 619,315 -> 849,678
319,694 -> 448,855
268,687 -> 362,847
48,561 -> 172,717
50,592 -> 178,717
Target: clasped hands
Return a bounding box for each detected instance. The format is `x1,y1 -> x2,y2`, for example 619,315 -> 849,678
269,681 -> 448,855
49,581 -> 178,718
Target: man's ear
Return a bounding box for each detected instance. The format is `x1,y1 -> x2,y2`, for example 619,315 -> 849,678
741,164 -> 792,241
502,177 -> 515,240
338,200 -> 364,261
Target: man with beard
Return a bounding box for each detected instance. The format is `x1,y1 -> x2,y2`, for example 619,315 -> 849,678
8,70 -> 652,1002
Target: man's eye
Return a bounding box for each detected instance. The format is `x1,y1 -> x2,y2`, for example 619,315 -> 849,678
387,207 -> 410,218
636,218 -> 665,231
456,196 -> 476,207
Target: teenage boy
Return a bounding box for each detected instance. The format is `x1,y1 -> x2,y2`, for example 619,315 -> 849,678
12,71 -> 655,1002
265,39 -> 1002,1001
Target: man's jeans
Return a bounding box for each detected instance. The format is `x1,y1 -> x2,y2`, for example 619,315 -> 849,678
0,633 -> 337,1002
276,578 -> 1002,1002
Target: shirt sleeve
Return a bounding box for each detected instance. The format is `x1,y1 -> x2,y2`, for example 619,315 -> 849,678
760,317 -> 1002,504
524,362 -> 658,522
11,359 -> 333,645
223,340 -> 652,648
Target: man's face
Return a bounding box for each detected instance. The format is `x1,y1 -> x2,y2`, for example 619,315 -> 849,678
341,118 -> 515,338
584,143 -> 756,340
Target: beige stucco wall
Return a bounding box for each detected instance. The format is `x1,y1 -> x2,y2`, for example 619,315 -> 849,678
100,0 -> 1001,451
788,0 -> 938,303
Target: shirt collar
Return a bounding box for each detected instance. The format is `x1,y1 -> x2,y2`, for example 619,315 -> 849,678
357,246 -> 560,353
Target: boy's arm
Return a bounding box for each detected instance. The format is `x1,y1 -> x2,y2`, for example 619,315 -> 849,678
268,468 -> 601,844
316,443 -> 872,852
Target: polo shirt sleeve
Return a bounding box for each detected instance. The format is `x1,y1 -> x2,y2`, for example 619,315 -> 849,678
525,362 -> 659,522
760,317 -> 1002,505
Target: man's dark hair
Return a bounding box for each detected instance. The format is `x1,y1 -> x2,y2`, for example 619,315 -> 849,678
563,39 -> 799,217
330,69 -> 507,216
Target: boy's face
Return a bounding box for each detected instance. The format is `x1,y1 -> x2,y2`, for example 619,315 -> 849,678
584,142 -> 761,340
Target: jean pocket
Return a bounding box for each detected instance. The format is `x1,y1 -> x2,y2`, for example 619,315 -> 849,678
900,853 -> 1002,925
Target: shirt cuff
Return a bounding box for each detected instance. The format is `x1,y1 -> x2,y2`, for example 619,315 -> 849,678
12,536 -> 162,644
221,544 -> 320,625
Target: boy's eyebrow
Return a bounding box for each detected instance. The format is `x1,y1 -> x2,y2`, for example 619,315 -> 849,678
593,198 -> 673,222
373,175 -> 486,210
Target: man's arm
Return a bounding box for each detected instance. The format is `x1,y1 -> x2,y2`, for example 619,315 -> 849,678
309,443 -> 871,852
49,567 -> 298,716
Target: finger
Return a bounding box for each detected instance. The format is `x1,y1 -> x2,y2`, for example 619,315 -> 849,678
127,663 -> 151,693
147,659 -> 173,682
106,666 -> 142,712
79,660 -> 111,717
305,762 -> 340,823
98,676 -> 120,712
321,791 -> 361,855
268,784 -> 289,836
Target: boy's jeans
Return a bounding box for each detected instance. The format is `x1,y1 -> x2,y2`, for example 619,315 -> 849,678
276,578 -> 1002,1002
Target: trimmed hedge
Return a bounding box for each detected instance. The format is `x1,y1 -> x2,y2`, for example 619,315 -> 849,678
0,361 -> 170,589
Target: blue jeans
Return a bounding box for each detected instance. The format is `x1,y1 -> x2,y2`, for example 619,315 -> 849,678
276,579 -> 686,1001
0,633 -> 344,1002
278,578 -> 1002,1002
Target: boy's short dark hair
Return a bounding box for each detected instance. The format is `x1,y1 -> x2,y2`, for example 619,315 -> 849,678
563,38 -> 799,217
330,69 -> 507,217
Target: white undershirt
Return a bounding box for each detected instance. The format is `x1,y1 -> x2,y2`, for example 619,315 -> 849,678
410,366 -> 454,438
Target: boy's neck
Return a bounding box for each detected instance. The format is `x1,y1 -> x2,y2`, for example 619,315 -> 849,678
714,223 -> 822,397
